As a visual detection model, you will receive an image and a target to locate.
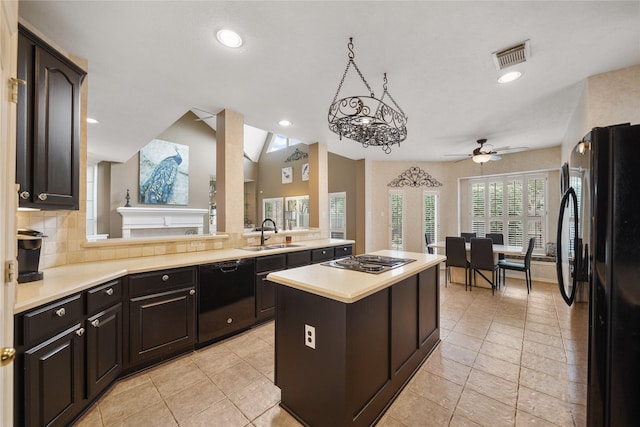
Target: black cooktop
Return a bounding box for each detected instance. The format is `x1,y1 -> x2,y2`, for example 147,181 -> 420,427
322,254 -> 416,274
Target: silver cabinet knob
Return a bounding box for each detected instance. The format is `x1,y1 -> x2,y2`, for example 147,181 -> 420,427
38,193 -> 47,201
91,319 -> 100,328
76,328 -> 85,337
19,191 -> 30,199
105,288 -> 114,296
162,274 -> 169,281
189,289 -> 195,295
55,308 -> 66,317
226,318 -> 233,324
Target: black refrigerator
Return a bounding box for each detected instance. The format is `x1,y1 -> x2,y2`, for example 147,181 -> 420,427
557,123 -> 640,427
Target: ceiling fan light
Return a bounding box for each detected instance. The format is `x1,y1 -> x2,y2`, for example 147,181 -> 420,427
472,153 -> 492,163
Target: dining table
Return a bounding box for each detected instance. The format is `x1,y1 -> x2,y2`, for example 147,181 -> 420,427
428,240 -> 524,288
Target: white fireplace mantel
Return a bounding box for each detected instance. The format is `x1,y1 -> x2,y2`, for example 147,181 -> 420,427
116,207 -> 208,238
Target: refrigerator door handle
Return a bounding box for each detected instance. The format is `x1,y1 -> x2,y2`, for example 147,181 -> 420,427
556,187 -> 579,306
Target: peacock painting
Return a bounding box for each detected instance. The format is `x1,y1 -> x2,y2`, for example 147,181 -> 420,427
139,139 -> 189,205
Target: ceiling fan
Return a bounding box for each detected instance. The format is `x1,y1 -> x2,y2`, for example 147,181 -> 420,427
446,138 -> 526,163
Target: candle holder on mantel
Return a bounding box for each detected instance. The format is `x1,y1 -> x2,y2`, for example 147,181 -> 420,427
124,189 -> 131,207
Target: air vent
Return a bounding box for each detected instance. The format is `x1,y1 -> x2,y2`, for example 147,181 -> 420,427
492,40 -> 530,70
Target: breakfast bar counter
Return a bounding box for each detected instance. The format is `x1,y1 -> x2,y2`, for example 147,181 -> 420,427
267,250 -> 445,427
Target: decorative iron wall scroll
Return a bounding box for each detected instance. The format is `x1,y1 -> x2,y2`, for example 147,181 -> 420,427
284,148 -> 308,162
388,166 -> 442,188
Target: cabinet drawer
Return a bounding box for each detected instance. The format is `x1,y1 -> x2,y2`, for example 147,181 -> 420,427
21,293 -> 83,347
86,279 -> 122,315
129,267 -> 196,297
334,245 -> 353,258
311,247 -> 335,263
287,250 -> 311,268
256,254 -> 286,273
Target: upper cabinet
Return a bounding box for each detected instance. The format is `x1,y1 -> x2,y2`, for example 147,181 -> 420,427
16,25 -> 86,210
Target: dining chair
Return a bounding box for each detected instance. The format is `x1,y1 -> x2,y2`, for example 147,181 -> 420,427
470,237 -> 499,295
425,232 -> 434,254
460,232 -> 476,242
486,232 -> 505,262
445,236 -> 470,289
499,237 -> 536,293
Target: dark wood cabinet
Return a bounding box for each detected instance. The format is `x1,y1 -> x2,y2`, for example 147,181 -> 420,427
255,254 -> 287,322
15,279 -> 123,427
22,323 -> 85,427
86,303 -> 122,399
16,24 -> 85,210
127,267 -> 197,368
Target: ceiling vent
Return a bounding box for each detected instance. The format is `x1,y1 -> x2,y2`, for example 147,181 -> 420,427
492,40 -> 530,70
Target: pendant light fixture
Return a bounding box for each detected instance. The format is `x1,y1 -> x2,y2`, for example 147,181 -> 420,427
328,38 -> 408,154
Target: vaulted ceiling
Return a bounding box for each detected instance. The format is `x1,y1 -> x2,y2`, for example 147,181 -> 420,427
18,1 -> 640,163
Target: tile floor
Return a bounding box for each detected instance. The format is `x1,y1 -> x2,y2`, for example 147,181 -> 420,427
73,273 -> 588,427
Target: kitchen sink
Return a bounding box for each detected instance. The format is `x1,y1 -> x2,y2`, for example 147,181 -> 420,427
240,244 -> 304,251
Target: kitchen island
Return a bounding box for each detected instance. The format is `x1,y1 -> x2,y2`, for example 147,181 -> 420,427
267,250 -> 445,427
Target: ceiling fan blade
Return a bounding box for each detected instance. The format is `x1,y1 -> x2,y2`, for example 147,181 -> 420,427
490,154 -> 502,161
444,153 -> 471,157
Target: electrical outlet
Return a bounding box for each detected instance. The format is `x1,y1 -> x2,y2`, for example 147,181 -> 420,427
304,324 -> 316,349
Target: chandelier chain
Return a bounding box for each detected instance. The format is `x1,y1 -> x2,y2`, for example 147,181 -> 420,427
331,39 -> 375,104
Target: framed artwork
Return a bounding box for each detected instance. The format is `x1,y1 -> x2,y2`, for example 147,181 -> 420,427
139,139 -> 189,205
282,166 -> 293,184
302,163 -> 310,181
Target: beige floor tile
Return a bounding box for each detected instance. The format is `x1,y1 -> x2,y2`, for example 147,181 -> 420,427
108,401 -> 176,427
227,376 -> 281,421
242,344 -> 275,375
445,331 -> 484,352
375,414 -> 409,427
439,341 -> 478,367
180,398 -> 249,427
525,321 -> 562,337
489,321 -> 525,339
73,403 -> 103,427
449,413 -> 482,426
473,353 -> 520,383
524,329 -> 564,349
192,345 -> 242,376
163,378 -> 226,424
252,404 -> 303,427
479,340 -> 522,365
149,357 -> 208,399
208,360 -> 264,396
387,390 -> 453,426
99,379 -> 164,426
485,329 -> 523,350
522,340 -> 566,363
465,369 -> 518,407
423,350 -> 472,386
407,370 -> 463,410
515,410 -> 561,426
455,388 -> 516,427
517,385 -> 574,426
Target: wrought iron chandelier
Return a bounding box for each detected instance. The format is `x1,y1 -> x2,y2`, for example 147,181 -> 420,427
328,38 -> 408,154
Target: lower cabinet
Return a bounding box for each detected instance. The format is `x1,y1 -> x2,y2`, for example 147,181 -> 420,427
86,303 -> 123,399
126,267 -> 197,369
23,324 -> 85,427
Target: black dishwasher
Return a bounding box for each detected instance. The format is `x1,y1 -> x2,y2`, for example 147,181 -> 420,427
198,258 -> 256,343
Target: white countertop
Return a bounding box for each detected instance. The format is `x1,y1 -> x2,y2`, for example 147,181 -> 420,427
15,239 -> 353,314
267,250 -> 446,304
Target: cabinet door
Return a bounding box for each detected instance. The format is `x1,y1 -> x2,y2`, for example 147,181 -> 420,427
23,324 -> 85,427
256,272 -> 276,322
86,303 -> 122,399
129,287 -> 196,367
32,45 -> 83,209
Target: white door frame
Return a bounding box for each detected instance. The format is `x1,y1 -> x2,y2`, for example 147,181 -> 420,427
1,1 -> 19,425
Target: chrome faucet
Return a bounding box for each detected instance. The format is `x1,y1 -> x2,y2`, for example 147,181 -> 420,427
260,218 -> 278,246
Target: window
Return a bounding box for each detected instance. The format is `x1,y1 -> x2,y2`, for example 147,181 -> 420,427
423,191 -> 439,249
262,197 -> 283,230
329,192 -> 347,239
469,173 -> 547,252
266,133 -> 302,153
285,195 -> 309,230
389,190 -> 404,250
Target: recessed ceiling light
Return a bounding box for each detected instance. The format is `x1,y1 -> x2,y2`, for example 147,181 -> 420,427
497,71 -> 522,84
278,119 -> 292,127
86,117 -> 99,124
216,29 -> 243,48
